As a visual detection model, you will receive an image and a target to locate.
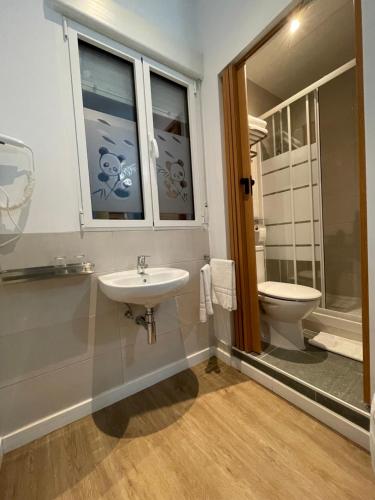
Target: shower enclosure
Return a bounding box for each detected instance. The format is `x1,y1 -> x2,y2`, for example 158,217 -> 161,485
257,60 -> 361,324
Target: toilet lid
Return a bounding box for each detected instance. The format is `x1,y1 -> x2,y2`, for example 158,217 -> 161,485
258,281 -> 322,302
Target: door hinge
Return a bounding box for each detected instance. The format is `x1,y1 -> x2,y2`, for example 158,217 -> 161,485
193,81 -> 198,96
62,17 -> 68,41
79,210 -> 84,226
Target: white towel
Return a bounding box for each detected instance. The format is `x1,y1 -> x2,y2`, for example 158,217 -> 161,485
249,125 -> 268,138
248,114 -> 267,129
200,264 -> 213,323
211,259 -> 237,312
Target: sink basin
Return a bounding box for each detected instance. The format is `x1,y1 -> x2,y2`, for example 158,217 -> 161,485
98,267 -> 190,307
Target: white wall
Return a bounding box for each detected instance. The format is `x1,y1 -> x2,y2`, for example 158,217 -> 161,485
114,0 -> 201,53
0,0 -> 211,452
0,0 -> 202,234
197,0 -> 293,345
0,0 -> 80,233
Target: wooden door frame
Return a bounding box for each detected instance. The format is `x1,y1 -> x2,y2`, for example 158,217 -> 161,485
221,0 -> 370,402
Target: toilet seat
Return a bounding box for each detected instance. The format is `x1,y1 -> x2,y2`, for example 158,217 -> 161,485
258,281 -> 321,302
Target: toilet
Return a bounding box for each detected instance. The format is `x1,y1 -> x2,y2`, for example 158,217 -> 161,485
258,281 -> 322,350
255,245 -> 321,350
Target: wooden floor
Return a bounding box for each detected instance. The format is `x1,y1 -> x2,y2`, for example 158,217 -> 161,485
1,358 -> 374,500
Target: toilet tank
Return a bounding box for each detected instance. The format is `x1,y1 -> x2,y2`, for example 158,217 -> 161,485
255,245 -> 265,283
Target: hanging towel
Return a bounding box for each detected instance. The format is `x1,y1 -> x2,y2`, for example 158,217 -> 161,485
211,259 -> 237,312
371,395 -> 375,472
200,264 -> 213,323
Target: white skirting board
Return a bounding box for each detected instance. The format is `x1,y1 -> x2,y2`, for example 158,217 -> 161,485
1,347 -> 213,454
1,345 -> 369,455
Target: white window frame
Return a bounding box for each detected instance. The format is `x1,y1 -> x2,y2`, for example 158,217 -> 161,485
67,22 -> 154,229
68,22 -> 204,230
142,58 -> 203,228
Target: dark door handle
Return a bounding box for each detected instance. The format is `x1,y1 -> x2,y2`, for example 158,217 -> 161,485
240,177 -> 255,195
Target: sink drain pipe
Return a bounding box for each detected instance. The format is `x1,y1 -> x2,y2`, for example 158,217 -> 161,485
136,307 -> 156,344
125,304 -> 156,344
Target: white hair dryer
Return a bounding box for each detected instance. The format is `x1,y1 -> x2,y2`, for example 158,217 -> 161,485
0,133 -> 35,247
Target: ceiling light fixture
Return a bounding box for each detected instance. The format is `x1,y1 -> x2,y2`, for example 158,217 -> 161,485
290,18 -> 300,33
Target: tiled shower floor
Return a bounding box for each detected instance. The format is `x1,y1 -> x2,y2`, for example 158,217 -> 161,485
252,332 -> 368,414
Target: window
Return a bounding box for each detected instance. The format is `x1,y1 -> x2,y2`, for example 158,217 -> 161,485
78,41 -> 144,221
149,72 -> 195,221
68,25 -> 202,228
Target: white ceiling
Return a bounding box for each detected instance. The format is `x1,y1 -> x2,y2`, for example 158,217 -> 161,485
246,0 -> 355,101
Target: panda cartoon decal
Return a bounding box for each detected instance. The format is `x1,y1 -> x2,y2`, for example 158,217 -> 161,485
92,146 -> 136,200
158,159 -> 188,202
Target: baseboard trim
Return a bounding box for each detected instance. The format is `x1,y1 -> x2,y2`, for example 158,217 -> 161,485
2,346 -> 368,454
2,347 -> 213,454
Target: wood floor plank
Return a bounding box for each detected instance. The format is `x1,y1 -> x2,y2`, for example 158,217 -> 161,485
0,358 -> 374,500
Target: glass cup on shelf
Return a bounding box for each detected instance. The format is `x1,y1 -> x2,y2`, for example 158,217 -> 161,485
54,256 -> 67,274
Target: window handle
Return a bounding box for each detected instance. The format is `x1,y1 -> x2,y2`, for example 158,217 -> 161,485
149,135 -> 159,160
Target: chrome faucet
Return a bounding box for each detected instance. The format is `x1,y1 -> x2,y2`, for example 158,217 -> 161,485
137,255 -> 150,275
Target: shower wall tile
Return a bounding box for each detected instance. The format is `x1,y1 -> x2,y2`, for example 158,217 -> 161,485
262,168 -> 289,195
266,246 -> 294,260
280,260 -> 295,283
293,187 -> 312,221
290,144 -> 317,165
261,151 -> 289,175
263,191 -> 291,224
265,259 -> 281,282
266,224 -> 293,245
295,222 -> 321,245
295,245 -> 321,261
292,160 -> 318,188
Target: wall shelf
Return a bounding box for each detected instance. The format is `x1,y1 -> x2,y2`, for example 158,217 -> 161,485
0,262 -> 95,284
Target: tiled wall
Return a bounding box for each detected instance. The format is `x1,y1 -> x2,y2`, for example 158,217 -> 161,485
261,144 -> 321,288
0,228 -> 211,438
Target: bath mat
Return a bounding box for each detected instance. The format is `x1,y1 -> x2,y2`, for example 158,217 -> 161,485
308,332 -> 363,362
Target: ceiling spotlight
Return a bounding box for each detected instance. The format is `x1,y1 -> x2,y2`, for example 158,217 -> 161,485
290,18 -> 300,33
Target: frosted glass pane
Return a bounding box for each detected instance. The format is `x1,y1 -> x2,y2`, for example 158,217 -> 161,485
78,41 -> 144,220
150,72 -> 195,220
261,117 -> 274,160
319,68 -> 361,315
290,98 -> 307,150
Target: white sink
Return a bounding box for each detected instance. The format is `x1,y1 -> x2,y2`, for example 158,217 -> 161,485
98,267 -> 190,307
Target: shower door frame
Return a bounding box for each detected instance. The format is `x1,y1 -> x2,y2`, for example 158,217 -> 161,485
220,0 -> 370,403
259,59 -> 357,314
